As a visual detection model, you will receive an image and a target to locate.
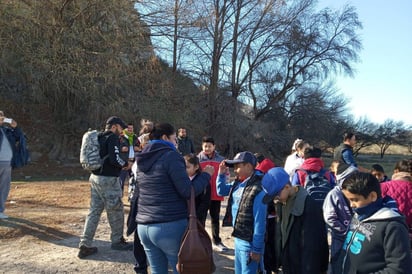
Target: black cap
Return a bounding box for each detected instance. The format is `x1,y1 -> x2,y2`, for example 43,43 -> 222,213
106,116 -> 127,129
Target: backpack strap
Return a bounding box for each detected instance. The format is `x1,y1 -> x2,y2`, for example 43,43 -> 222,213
97,132 -> 110,164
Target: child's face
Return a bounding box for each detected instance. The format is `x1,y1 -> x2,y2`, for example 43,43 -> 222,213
202,142 -> 215,156
371,171 -> 385,182
275,184 -> 290,204
342,189 -> 376,208
233,163 -> 253,179
185,161 -> 199,177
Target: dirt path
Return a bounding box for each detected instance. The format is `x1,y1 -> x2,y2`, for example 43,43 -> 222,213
0,181 -> 236,273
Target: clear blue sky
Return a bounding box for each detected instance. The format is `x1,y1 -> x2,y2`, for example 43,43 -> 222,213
318,0 -> 412,126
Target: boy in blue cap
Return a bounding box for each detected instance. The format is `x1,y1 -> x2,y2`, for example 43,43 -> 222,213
262,167 -> 329,274
216,151 -> 267,273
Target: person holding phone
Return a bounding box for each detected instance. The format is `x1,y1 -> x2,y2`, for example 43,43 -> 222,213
0,111 -> 24,219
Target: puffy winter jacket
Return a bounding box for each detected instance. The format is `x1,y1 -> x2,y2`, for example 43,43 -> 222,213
381,179 -> 412,229
134,140 -> 210,224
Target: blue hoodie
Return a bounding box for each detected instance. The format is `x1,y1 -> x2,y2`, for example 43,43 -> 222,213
134,141 -> 210,224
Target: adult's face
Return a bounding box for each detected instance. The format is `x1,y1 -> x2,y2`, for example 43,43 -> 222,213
126,125 -> 134,133
113,124 -> 123,135
178,129 -> 187,138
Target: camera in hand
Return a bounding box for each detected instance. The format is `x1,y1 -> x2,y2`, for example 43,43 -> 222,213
3,117 -> 12,124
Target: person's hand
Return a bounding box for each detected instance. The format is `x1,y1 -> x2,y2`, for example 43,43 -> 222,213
203,165 -> 215,176
248,252 -> 261,263
218,160 -> 228,174
123,161 -> 133,170
10,119 -> 17,128
0,117 -> 17,128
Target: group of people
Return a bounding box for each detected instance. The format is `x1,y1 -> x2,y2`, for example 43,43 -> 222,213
72,120 -> 412,274
2,112 -> 412,274
281,133 -> 412,274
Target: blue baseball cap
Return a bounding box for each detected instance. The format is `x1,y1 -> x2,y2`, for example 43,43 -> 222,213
262,167 -> 290,204
225,151 -> 257,167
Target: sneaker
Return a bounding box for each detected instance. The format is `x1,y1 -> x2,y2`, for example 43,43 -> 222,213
213,242 -> 229,252
77,245 -> 98,258
111,237 -> 133,251
0,212 -> 8,219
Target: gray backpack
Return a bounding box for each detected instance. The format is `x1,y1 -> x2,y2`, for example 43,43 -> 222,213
80,129 -> 108,171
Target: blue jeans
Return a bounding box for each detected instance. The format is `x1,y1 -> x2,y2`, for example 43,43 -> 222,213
0,165 -> 12,213
234,237 -> 265,274
138,219 -> 187,274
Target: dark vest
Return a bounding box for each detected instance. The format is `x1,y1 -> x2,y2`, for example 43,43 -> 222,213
223,172 -> 263,242
333,143 -> 353,173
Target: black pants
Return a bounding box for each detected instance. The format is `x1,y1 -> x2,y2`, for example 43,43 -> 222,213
133,230 -> 147,273
264,217 -> 278,273
209,200 -> 222,244
127,184 -> 147,273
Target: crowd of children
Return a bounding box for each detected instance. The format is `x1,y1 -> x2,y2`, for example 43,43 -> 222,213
77,121 -> 412,274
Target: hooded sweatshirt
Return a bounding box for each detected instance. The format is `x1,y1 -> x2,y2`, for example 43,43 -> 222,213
134,140 -> 210,224
292,157 -> 335,187
339,199 -> 411,273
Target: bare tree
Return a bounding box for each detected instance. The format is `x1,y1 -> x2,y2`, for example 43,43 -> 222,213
350,117 -> 378,156
374,120 -> 408,158
251,3 -> 362,121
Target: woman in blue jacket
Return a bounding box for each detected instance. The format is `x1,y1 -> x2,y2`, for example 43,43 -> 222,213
133,122 -> 213,274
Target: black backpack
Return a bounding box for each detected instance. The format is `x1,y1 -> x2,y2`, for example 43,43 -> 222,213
300,168 -> 332,204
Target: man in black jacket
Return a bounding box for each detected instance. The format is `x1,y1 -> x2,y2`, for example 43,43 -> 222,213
176,127 -> 195,155
78,116 -> 133,258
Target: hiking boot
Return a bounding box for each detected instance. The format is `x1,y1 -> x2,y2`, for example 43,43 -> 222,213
77,245 -> 98,258
111,237 -> 133,251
